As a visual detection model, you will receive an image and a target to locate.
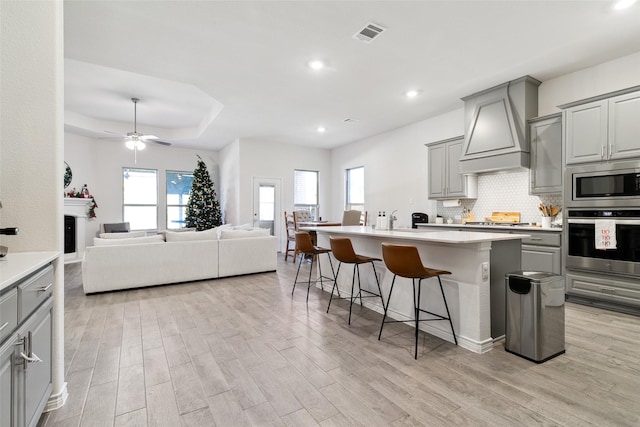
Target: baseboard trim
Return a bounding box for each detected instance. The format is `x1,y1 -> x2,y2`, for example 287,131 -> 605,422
44,382 -> 68,412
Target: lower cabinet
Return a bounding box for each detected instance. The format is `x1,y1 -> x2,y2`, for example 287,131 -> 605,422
0,263 -> 53,427
566,271 -> 640,311
522,245 -> 561,274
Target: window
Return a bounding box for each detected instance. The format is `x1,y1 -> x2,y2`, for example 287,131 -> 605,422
346,166 -> 364,211
294,170 -> 319,219
166,171 -> 194,229
123,168 -> 158,230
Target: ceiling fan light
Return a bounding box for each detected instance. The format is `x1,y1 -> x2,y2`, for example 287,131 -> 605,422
125,139 -> 136,150
136,141 -> 146,150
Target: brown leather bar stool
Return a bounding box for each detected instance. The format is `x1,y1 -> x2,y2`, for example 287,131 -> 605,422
378,242 -> 457,359
292,231 -> 336,302
327,236 -> 384,325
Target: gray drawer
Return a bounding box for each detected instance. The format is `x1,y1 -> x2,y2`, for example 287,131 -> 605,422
519,232 -> 561,247
0,288 -> 18,343
18,265 -> 53,322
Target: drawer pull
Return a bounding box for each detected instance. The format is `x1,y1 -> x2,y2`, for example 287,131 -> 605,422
528,238 -> 543,241
0,322 -> 9,332
38,283 -> 53,292
20,351 -> 43,363
601,288 -> 617,294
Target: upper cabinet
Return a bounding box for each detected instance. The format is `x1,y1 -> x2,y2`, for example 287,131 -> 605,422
529,113 -> 562,194
427,136 -> 477,200
563,87 -> 640,165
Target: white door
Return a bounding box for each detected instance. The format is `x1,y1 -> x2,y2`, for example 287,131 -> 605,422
252,177 -> 281,245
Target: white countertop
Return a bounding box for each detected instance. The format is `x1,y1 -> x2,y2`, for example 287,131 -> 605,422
310,226 -> 530,244
0,251 -> 59,292
416,223 -> 562,232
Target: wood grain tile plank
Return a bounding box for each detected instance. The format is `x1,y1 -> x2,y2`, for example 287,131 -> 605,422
116,363 -> 146,416
169,362 -> 209,415
206,391 -> 252,427
146,381 -> 181,427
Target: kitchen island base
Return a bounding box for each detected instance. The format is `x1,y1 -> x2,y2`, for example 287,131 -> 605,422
313,227 -> 525,354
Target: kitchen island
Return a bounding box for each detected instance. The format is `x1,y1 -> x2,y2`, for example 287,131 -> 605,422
311,226 -> 529,353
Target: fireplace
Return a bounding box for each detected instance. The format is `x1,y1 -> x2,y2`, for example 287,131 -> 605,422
64,198 -> 93,263
64,215 -> 76,254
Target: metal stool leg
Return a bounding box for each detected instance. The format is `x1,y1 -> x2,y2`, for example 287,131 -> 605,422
326,262 -> 342,313
326,253 -> 339,297
306,254 -> 314,302
348,264 -> 357,325
292,252 -> 305,295
378,274 -> 396,340
415,278 -> 422,359
371,262 -> 384,308
356,265 -> 364,306
438,276 -> 457,345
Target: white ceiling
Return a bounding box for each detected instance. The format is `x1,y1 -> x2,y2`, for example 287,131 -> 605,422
64,1 -> 640,151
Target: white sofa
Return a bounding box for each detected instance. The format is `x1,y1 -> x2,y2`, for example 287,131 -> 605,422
82,227 -> 277,294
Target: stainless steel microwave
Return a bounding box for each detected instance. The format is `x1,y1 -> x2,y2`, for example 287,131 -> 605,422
565,161 -> 640,208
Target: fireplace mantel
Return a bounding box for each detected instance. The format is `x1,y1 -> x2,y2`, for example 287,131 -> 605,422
64,198 -> 93,264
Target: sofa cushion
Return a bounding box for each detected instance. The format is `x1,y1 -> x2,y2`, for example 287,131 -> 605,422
165,228 -> 218,242
99,231 -> 146,239
93,235 -> 165,246
219,228 -> 270,239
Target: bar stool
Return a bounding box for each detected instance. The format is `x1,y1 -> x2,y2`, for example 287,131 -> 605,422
327,237 -> 384,325
292,231 -> 336,302
378,243 -> 457,359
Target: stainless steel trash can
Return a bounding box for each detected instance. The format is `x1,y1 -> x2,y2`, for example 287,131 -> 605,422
505,271 -> 565,363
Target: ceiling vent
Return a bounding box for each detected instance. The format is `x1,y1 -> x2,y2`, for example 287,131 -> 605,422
353,22 -> 386,43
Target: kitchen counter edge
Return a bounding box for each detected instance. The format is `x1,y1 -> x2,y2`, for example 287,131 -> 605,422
416,223 -> 562,232
0,251 -> 60,292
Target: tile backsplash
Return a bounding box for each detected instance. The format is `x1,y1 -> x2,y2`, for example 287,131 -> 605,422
437,170 -> 563,224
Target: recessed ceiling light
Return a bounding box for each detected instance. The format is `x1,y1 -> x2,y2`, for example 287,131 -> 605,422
405,89 -> 420,99
308,60 -> 325,70
613,0 -> 636,10
317,126 -> 326,133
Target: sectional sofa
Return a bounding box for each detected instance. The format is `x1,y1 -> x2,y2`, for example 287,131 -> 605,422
81,226 -> 277,294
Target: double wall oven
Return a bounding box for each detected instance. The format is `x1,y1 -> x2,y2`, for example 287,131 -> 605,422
565,161 -> 640,278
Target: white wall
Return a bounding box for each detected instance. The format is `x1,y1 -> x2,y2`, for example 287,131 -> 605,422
0,0 -> 66,410
539,51 -> 640,115
330,109 -> 464,228
219,139 -> 240,225
229,138 -> 331,250
64,133 -> 218,247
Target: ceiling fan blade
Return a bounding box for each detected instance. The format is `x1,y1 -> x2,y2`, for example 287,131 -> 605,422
98,130 -> 126,139
150,139 -> 172,147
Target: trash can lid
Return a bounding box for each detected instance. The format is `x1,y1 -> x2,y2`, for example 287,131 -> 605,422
506,271 -> 561,282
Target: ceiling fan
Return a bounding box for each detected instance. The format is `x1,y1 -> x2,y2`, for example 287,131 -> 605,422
102,97 -> 172,150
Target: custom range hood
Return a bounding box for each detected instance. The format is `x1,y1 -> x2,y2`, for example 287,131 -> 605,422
459,75 -> 541,174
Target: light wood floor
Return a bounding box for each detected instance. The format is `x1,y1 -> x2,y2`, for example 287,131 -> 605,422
39,256 -> 640,426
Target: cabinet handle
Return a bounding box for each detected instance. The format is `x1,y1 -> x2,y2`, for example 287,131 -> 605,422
528,237 -> 543,241
601,287 -> 616,294
0,322 -> 8,332
20,351 -> 43,364
38,283 -> 53,292
601,146 -> 605,158
609,144 -> 613,157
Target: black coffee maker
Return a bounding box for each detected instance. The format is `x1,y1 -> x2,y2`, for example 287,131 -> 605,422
411,212 -> 428,228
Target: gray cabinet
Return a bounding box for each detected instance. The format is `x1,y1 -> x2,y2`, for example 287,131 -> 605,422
520,231 -> 562,275
566,271 -> 640,310
564,88 -> 640,165
0,264 -> 53,427
427,136 -> 477,200
529,113 -> 562,195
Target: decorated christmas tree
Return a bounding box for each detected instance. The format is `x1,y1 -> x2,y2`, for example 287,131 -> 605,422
185,155 -> 222,230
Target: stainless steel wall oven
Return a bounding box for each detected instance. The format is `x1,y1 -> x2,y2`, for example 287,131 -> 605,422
566,209 -> 640,277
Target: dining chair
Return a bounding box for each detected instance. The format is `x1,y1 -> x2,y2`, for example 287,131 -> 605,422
378,242 -> 457,359
284,211 -> 298,262
341,210 -> 362,226
360,211 -> 368,226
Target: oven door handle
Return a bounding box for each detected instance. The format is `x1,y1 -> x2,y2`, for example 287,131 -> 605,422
568,218 -> 640,225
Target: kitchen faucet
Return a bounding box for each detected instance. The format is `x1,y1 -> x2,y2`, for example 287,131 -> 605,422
389,210 -> 398,230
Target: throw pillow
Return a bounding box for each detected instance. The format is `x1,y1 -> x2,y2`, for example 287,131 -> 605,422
99,231 -> 146,239
93,235 -> 165,246
165,228 -> 218,242
219,228 -> 270,239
